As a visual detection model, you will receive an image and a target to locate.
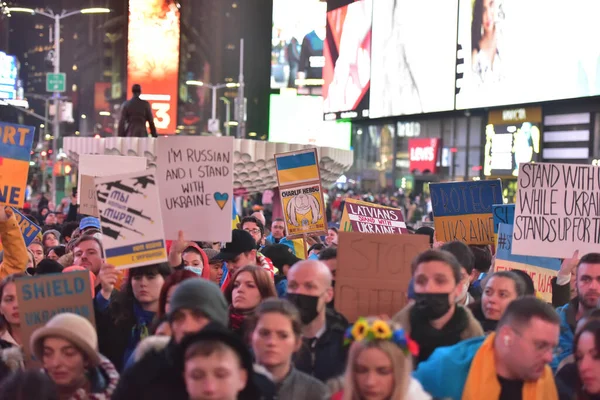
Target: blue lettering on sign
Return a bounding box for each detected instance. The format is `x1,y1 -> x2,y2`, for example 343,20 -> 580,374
430,180 -> 503,217
0,186 -> 21,206
21,277 -> 85,301
24,305 -> 90,326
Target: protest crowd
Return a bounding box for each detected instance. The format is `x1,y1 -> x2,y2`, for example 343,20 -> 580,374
0,137 -> 599,400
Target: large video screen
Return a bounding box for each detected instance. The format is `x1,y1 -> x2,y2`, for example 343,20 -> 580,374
269,94 -> 352,150
456,0 -> 600,109
370,0 -> 458,118
271,0 -> 326,92
323,0 -> 372,120
127,0 -> 180,134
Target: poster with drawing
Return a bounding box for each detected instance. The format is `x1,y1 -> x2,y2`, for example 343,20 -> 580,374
95,172 -> 167,269
280,183 -> 327,238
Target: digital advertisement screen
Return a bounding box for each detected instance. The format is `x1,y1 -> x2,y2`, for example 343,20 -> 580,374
323,0 -> 372,120
127,0 -> 180,134
370,0 -> 458,118
269,94 -> 352,150
271,0 -> 326,92
456,0 -> 600,109
0,52 -> 18,100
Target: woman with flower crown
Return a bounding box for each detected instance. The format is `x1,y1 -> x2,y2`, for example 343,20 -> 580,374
331,317 -> 432,400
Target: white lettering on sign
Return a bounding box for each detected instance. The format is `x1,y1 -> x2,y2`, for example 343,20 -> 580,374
409,146 -> 435,162
502,108 -> 527,121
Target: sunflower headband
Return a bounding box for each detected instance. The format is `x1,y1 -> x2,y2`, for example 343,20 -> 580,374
344,318 -> 419,357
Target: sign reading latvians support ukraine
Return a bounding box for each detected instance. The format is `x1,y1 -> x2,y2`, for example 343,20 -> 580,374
0,122 -> 35,207
275,148 -> 327,238
495,222 -> 561,302
95,172 -> 167,269
156,136 -> 234,242
512,162 -> 600,259
430,179 -> 503,245
340,198 -> 408,234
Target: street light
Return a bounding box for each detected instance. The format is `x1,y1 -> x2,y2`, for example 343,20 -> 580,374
186,80 -> 238,134
6,6 -> 111,203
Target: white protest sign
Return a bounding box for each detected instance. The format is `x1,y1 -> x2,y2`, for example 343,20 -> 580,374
512,162 -> 600,259
78,155 -> 147,215
95,172 -> 167,269
156,136 -> 234,242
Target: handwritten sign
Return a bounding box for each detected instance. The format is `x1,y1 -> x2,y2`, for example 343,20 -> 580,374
11,207 -> 41,246
512,162 -> 600,258
280,183 -> 327,238
0,122 -> 35,207
430,180 -> 503,245
335,232 -> 430,322
15,271 -> 94,365
95,172 -> 167,269
78,155 -> 147,215
340,198 -> 407,234
495,223 -> 561,302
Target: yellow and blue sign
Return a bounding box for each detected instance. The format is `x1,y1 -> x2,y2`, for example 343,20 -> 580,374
492,203 -> 515,243
105,240 -> 168,267
430,179 -> 503,245
11,207 -> 41,246
495,223 -> 561,302
0,122 -> 35,207
275,149 -> 320,187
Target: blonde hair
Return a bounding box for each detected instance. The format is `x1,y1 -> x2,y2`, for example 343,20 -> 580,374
342,320 -> 413,400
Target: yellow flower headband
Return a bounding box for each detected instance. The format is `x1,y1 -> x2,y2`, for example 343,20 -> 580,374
344,318 -> 419,356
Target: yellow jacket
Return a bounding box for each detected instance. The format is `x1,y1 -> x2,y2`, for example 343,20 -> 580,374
0,208 -> 28,279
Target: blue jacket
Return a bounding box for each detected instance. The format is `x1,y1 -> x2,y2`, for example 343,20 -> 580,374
265,234 -> 296,255
551,300 -> 577,372
413,335 -> 486,400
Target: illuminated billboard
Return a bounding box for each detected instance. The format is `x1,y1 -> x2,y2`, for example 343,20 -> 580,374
127,0 -> 180,135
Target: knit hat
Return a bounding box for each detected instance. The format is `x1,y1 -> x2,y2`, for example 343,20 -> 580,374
31,313 -> 100,366
203,248 -> 219,261
180,322 -> 259,399
27,259 -> 64,276
168,278 -> 228,326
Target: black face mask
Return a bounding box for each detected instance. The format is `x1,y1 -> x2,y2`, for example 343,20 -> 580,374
413,293 -> 451,320
286,293 -> 320,324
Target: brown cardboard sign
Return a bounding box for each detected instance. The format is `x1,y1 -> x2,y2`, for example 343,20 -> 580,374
335,232 -> 430,323
15,270 -> 95,366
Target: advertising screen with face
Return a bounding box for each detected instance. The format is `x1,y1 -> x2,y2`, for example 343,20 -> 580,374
271,0 -> 326,92
323,0 -> 372,120
456,0 -> 600,109
370,0 -> 458,118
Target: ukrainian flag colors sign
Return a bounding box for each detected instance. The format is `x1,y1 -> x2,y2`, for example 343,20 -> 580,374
430,179 -> 503,245
0,122 -> 35,207
275,149 -> 320,187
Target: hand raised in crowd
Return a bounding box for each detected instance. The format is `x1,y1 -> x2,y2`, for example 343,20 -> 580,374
171,230 -> 192,255
559,250 -> 579,277
0,206 -> 11,222
98,263 -> 119,300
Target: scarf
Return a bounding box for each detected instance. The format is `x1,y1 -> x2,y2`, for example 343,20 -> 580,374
410,305 -> 469,364
229,307 -> 253,337
462,333 -> 558,400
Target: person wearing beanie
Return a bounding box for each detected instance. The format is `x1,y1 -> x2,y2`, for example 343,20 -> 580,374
180,322 -> 260,400
42,230 -> 61,250
30,313 -> 119,399
112,278 -> 229,400
203,248 -> 225,286
27,259 -> 63,276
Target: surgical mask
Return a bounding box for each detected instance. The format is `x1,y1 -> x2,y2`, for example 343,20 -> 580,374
457,282 -> 470,303
413,293 -> 451,320
184,266 -> 203,276
286,293 -> 320,324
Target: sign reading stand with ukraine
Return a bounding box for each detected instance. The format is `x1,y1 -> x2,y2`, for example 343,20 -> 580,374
95,172 -> 167,269
430,179 -> 503,245
275,148 -> 327,239
0,121 -> 35,207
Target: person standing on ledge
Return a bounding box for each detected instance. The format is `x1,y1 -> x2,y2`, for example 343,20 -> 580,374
118,84 -> 157,138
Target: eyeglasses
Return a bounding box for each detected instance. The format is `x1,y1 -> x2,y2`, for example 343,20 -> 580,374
512,328 -> 555,354
244,228 -> 261,235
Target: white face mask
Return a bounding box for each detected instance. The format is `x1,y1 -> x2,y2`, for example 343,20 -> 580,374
457,281 -> 470,303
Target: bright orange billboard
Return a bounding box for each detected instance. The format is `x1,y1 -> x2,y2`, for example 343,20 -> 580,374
127,0 -> 180,135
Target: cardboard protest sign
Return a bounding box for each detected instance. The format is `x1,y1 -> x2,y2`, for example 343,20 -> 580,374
335,232 -> 430,322
339,198 -> 408,234
512,162 -> 600,258
430,179 -> 503,245
11,207 -> 41,246
275,148 -> 327,238
15,271 -> 95,365
0,122 -> 35,207
495,223 -> 561,302
78,155 -> 147,215
95,172 -> 167,269
156,136 -> 234,242
280,183 -> 327,237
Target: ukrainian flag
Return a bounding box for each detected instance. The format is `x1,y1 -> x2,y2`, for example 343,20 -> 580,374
232,202 -> 240,230
275,151 -> 319,186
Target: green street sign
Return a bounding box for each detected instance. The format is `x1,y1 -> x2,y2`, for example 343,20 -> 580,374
46,73 -> 66,93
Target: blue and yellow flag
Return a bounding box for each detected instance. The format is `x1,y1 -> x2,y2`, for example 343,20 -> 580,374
275,150 -> 320,186
232,201 -> 240,230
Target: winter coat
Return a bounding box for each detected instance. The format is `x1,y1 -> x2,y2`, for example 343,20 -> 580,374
117,96 -> 157,137
0,209 -> 28,278
61,355 -> 120,400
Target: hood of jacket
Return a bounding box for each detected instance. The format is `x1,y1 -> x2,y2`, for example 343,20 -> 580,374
67,355 -> 120,400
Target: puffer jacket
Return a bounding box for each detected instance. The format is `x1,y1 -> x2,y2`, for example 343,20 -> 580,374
0,208 -> 28,279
